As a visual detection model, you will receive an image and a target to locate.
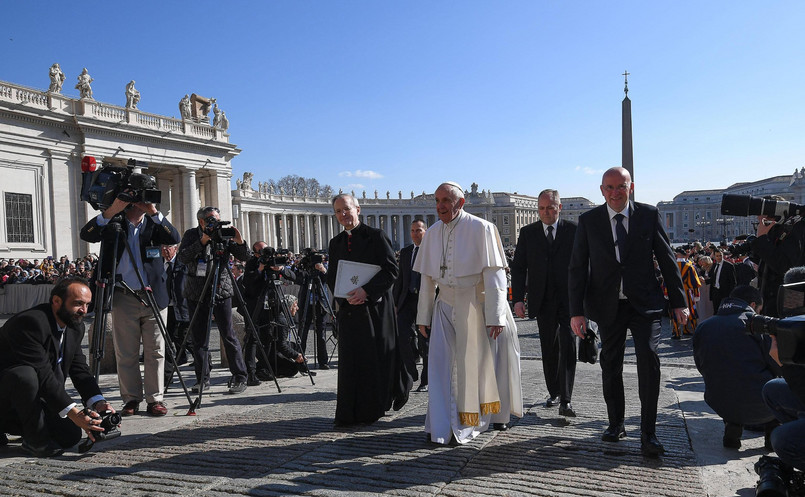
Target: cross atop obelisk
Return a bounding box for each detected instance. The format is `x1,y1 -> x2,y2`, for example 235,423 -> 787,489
621,70 -> 634,200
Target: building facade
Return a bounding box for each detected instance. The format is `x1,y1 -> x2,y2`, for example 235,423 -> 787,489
0,74 -> 238,260
657,171 -> 805,243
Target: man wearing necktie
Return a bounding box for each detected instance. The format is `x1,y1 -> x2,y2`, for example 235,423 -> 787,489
511,189 -> 578,417
708,248 -> 736,313
161,243 -> 191,383
569,167 -> 688,457
0,277 -> 113,457
393,219 -> 428,392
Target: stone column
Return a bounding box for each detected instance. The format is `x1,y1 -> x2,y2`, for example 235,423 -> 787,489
267,212 -> 275,247
316,214 -> 324,250
303,214 -> 311,249
240,210 -> 251,247
396,215 -> 404,249
292,214 -> 300,252
183,168 -> 199,233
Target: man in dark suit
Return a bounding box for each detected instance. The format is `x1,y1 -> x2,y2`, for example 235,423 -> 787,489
161,243 -> 191,383
393,219 -> 428,392
708,248 -> 736,313
327,193 -> 412,426
0,277 -> 114,457
81,197 -> 180,417
568,167 -> 688,457
511,189 -> 578,417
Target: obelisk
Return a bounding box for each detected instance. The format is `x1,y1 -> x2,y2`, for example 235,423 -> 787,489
622,70 -> 634,201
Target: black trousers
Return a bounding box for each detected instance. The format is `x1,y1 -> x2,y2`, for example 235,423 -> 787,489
0,365 -> 82,448
599,300 -> 662,434
396,292 -> 421,384
165,307 -> 190,367
189,298 -> 247,383
535,295 -> 576,404
299,302 -> 328,366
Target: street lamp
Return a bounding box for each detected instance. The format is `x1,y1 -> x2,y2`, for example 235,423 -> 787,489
695,220 -> 711,241
716,217 -> 734,242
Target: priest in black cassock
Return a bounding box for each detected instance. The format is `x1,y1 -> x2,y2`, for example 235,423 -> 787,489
327,193 -> 413,426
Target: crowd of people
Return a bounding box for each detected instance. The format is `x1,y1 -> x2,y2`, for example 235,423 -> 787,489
0,255 -> 97,285
1,172 -> 804,496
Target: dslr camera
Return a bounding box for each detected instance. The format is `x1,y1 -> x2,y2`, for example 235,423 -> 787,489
298,247 -> 327,270
80,158 -> 162,211
77,408 -> 121,453
258,247 -> 291,267
722,194 -> 805,222
745,281 -> 805,365
203,216 -> 237,243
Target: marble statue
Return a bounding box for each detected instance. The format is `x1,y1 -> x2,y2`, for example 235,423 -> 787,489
236,179 -> 242,189
241,172 -> 253,190
398,191 -> 402,199
212,103 -> 222,127
48,63 -> 65,93
386,191 -> 390,199
220,112 -> 229,131
374,189 -> 378,199
125,80 -> 140,109
411,191 -> 414,198
362,190 -> 366,198
269,184 -> 274,194
179,94 -> 191,119
74,68 -> 94,99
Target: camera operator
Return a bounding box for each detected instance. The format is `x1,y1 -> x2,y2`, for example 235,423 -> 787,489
80,194 -> 180,417
178,206 -> 250,394
296,248 -> 329,370
241,241 -> 302,382
750,194 -> 805,317
761,266 -> 805,474
0,278 -> 115,457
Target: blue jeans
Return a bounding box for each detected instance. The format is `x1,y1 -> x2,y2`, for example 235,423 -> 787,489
763,378 -> 805,471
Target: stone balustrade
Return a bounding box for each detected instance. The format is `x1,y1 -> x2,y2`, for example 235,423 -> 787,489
0,79 -> 228,143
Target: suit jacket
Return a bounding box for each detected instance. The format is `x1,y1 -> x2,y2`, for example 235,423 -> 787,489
568,201 -> 686,327
708,260 -> 736,302
80,213 -> 181,309
166,257 -> 189,321
0,303 -> 101,411
392,243 -> 421,309
510,218 -> 576,318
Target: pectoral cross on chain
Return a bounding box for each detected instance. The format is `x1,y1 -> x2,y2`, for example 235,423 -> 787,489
440,265 -> 447,278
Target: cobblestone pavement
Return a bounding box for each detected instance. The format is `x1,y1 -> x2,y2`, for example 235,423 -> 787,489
0,316 -> 767,496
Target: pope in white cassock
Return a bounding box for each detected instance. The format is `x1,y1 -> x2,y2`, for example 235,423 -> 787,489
415,182 -> 523,445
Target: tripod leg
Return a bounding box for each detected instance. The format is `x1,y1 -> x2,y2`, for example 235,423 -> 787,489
274,282 -> 314,386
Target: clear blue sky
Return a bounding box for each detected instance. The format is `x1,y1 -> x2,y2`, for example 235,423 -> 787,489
3,1 -> 805,206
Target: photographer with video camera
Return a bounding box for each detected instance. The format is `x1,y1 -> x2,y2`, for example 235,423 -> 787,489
241,241 -> 303,383
296,247 -> 330,370
178,206 -> 251,395
80,189 -> 180,417
723,194 -> 805,317
0,278 -> 116,457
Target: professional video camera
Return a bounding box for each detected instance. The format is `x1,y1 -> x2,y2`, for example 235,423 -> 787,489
721,194 -> 805,222
258,247 -> 291,267
298,247 -> 327,270
203,215 -> 237,243
80,157 -> 162,211
745,281 -> 805,365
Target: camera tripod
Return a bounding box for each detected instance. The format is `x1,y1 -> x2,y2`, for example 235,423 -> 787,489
88,217 -> 194,407
171,239 -> 282,414
249,277 -> 316,386
296,269 -> 338,367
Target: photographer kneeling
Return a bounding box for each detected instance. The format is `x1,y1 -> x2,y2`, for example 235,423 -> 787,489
242,243 -> 311,380
0,277 -> 115,457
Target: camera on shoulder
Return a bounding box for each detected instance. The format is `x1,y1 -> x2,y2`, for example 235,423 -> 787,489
80,158 -> 162,211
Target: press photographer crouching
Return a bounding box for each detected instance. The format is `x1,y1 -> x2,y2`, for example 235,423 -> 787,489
0,278 -> 117,457
178,206 -> 251,394
242,243 -> 312,381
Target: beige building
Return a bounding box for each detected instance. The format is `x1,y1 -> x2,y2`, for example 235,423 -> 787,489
0,74 -> 238,260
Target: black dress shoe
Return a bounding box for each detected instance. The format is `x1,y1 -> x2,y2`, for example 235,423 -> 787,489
641,432 -> 666,457
492,423 -> 508,431
319,364 -> 330,370
558,403 -> 577,417
416,383 -> 429,392
544,395 -> 559,408
21,439 -> 64,458
602,423 -> 627,442
723,422 -> 742,449
393,390 -> 409,411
